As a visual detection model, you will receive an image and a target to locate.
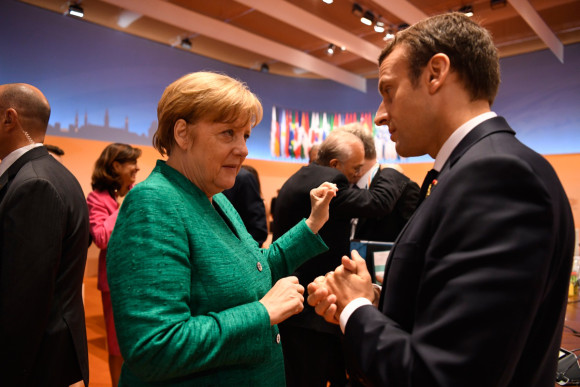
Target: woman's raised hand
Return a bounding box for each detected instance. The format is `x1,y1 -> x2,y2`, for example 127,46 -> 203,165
305,182 -> 338,234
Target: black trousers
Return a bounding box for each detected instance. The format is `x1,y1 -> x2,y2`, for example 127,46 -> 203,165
279,323 -> 348,387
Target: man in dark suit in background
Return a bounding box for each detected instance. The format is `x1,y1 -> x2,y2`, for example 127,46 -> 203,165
274,130 -> 408,386
0,83 -> 90,386
341,123 -> 420,244
308,13 -> 575,387
223,164 -> 268,246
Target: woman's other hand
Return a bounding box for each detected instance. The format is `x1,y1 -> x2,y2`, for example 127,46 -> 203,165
260,276 -> 305,326
305,182 -> 338,234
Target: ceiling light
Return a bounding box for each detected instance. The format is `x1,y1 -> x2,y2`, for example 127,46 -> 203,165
361,10 -> 374,26
374,21 -> 385,33
490,0 -> 507,9
180,38 -> 192,50
459,5 -> 474,17
327,44 -> 335,55
67,4 -> 84,18
384,30 -> 395,41
117,10 -> 142,28
352,3 -> 363,17
322,0 -> 333,4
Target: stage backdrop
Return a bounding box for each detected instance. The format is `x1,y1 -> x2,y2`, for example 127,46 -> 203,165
1,0 -> 579,164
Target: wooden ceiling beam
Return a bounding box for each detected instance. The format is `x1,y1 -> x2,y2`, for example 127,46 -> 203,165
508,0 -> 564,62
234,0 -> 381,64
98,0 -> 368,92
370,0 -> 428,25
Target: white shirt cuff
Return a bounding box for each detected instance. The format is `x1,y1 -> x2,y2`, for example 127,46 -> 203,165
339,297 -> 373,334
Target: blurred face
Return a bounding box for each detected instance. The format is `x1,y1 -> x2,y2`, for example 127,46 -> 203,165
333,142 -> 364,184
374,45 -> 435,158
114,161 -> 139,197
184,118 -> 250,197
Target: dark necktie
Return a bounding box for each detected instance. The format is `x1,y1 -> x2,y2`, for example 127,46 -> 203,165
418,168 -> 439,205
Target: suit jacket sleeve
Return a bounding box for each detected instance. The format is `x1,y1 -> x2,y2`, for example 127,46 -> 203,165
343,156 -> 562,386
263,219 -> 328,282
0,178 -> 67,368
330,170 -> 407,219
87,190 -> 118,250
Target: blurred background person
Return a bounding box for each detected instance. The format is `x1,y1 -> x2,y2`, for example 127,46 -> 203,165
339,123 -> 420,244
308,143 -> 319,164
106,71 -> 336,386
87,142 -> 141,387
223,164 -> 268,246
273,130 -> 403,387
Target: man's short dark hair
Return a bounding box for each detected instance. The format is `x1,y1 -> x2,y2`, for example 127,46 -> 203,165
379,12 -> 500,105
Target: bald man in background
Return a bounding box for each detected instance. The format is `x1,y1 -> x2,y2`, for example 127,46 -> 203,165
274,130 -> 407,386
0,83 -> 89,386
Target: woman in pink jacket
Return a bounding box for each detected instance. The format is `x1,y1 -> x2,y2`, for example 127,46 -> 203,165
87,143 -> 141,387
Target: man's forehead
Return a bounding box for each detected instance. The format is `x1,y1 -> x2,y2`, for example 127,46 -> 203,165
379,46 -> 406,76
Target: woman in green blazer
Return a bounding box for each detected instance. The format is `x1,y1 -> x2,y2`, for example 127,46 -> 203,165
107,72 -> 337,386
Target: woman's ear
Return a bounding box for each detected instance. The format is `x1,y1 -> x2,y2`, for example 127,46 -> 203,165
173,119 -> 190,150
426,53 -> 450,94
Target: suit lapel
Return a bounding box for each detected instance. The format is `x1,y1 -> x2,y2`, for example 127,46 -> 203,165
442,116 -> 514,173
379,117 -> 515,306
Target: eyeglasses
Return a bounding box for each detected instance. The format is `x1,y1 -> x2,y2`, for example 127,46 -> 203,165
557,348 -> 580,385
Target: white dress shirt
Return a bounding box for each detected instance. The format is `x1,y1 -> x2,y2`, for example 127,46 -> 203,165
0,143 -> 44,177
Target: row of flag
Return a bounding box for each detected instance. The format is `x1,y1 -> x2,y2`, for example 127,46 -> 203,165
269,106 -> 402,162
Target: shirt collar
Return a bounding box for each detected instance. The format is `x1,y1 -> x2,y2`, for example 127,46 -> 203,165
356,162 -> 380,189
0,143 -> 44,177
433,112 -> 497,171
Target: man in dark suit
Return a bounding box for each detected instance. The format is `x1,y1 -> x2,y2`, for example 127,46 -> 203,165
308,13 -> 575,387
274,130 -> 407,386
0,83 -> 90,386
342,123 -> 420,244
223,165 -> 268,246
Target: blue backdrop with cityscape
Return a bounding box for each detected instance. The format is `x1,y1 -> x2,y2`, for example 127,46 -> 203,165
2,1 -> 579,163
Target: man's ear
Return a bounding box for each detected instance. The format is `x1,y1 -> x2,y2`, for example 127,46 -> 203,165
328,159 -> 339,169
426,53 -> 450,94
2,108 -> 18,128
173,119 -> 190,150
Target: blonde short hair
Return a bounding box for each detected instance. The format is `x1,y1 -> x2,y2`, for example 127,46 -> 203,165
154,72 -> 263,156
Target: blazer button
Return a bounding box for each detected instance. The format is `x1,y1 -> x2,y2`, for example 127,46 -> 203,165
257,262 -> 263,272
276,333 -> 281,344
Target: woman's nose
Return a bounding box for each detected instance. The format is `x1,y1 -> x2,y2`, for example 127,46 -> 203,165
234,138 -> 249,157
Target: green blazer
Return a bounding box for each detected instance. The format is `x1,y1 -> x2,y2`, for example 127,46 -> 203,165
107,160 -> 327,386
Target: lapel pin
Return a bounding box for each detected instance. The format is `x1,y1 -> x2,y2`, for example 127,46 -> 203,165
426,179 -> 438,198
